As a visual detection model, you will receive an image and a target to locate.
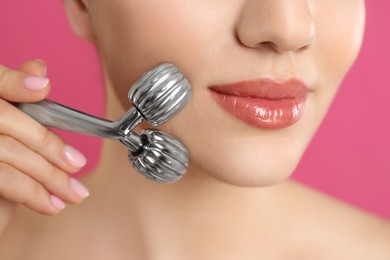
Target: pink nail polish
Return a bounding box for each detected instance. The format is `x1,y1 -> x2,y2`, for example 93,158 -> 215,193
24,76 -> 49,90
70,178 -> 90,199
63,145 -> 87,168
50,195 -> 66,210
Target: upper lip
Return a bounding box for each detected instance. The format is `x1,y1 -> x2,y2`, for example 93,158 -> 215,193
209,78 -> 309,100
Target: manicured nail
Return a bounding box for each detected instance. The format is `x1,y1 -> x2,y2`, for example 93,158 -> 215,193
50,195 -> 66,210
23,76 -> 49,90
70,178 -> 90,199
63,145 -> 87,168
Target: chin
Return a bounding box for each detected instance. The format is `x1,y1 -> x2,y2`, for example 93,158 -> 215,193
187,147 -> 303,188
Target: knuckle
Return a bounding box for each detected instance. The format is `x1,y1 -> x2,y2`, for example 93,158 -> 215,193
40,163 -> 61,186
22,180 -> 43,205
0,68 -> 19,98
0,67 -> 13,85
0,163 -> 24,202
0,99 -> 11,117
41,169 -> 76,204
35,126 -> 56,150
33,127 -> 66,165
0,135 -> 19,160
0,162 -> 53,214
0,164 -> 13,193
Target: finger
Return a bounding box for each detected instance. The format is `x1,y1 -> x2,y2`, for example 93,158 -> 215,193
0,99 -> 87,174
0,63 -> 50,102
0,134 -> 89,204
18,59 -> 47,78
0,162 -> 64,216
0,198 -> 15,231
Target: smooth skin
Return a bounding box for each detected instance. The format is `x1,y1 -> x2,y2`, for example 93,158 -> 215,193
1,0 -> 390,259
0,60 -> 89,216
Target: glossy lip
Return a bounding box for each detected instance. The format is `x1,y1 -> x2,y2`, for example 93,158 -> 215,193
209,78 -> 309,129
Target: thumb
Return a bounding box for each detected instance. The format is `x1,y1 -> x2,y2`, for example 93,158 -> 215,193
18,59 -> 47,77
0,60 -> 51,102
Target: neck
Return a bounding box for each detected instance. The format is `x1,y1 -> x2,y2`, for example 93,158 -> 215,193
82,85 -> 288,258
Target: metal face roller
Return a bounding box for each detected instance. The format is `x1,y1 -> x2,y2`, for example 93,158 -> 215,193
117,64 -> 192,135
17,63 -> 192,183
126,129 -> 189,183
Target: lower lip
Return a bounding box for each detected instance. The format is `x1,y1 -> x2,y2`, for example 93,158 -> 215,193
210,91 -> 307,129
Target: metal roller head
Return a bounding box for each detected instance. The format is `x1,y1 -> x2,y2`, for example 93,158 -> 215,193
129,63 -> 192,126
128,129 -> 189,183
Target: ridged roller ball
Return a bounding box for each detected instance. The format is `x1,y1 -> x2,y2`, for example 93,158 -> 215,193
129,63 -> 192,126
128,129 -> 189,183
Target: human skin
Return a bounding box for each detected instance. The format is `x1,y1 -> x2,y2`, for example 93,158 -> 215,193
1,0 -> 390,259
77,0 -> 365,186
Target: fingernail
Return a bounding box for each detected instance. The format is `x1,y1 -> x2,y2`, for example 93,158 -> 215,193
50,195 -> 66,210
63,145 -> 87,168
24,76 -> 49,90
70,178 -> 90,199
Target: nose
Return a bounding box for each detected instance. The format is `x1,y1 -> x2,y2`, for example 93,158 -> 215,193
236,0 -> 316,53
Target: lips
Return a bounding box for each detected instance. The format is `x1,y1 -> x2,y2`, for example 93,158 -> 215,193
209,78 -> 309,129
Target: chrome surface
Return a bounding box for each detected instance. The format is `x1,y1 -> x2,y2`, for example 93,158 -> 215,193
129,64 -> 192,125
129,129 -> 189,183
17,63 -> 192,183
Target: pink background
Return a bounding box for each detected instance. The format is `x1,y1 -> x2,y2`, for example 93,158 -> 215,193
1,1 -> 389,218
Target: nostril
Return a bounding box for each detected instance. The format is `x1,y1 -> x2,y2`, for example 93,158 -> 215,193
235,1 -> 316,54
258,41 -> 279,52
293,34 -> 315,53
297,42 -> 311,52
258,33 -> 315,53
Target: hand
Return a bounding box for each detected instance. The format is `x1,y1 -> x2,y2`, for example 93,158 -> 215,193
0,60 -> 90,234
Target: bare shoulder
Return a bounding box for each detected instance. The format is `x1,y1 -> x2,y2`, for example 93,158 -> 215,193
282,181 -> 390,259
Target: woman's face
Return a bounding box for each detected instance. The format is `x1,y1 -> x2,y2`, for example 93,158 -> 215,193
80,0 -> 365,186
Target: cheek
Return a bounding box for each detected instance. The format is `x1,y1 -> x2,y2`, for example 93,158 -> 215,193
313,1 -> 365,92
300,1 -> 366,132
90,0 -> 366,187
159,94 -> 311,187
93,1 -> 230,110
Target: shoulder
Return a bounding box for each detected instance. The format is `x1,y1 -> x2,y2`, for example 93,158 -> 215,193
282,181 -> 390,259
